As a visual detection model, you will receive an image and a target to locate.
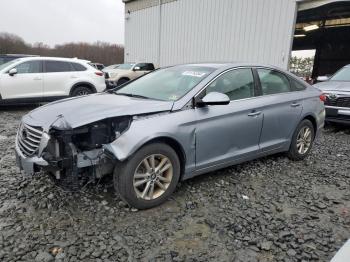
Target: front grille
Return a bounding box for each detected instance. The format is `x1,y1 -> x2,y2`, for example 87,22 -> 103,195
325,97 -> 350,108
17,123 -> 43,157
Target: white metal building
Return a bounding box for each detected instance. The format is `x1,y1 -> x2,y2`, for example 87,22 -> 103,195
122,0 -> 350,73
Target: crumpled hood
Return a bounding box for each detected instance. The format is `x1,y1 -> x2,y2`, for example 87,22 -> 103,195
23,93 -> 174,130
314,81 -> 350,92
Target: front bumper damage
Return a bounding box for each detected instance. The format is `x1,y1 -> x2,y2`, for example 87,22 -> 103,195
15,117 -> 123,189
15,143 -> 48,175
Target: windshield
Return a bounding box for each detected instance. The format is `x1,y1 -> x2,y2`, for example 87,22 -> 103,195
118,63 -> 134,70
116,65 -> 215,101
330,66 -> 350,81
0,59 -> 20,71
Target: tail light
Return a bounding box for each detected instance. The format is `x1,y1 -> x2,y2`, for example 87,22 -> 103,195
319,94 -> 327,102
95,72 -> 104,76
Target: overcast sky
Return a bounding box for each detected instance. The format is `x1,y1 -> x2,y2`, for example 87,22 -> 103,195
0,0 -> 125,46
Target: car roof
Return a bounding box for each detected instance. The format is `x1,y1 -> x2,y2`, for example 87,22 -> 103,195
12,57 -> 90,63
0,54 -> 39,57
170,62 -> 286,71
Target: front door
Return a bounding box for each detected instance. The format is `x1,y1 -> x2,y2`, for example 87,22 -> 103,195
1,60 -> 43,100
195,68 -> 263,171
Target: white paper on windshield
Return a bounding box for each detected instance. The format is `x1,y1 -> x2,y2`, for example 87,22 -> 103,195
182,71 -> 207,78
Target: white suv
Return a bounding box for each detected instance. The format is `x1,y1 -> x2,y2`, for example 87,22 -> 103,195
0,57 -> 106,104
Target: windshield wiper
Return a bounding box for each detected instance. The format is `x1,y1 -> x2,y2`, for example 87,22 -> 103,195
116,93 -> 152,100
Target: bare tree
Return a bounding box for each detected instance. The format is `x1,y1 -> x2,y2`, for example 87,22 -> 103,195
0,32 -> 124,65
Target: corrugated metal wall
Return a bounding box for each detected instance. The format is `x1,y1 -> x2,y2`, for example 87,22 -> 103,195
124,0 -> 298,69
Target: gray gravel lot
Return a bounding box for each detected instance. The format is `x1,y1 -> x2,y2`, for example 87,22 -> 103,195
0,106 -> 349,262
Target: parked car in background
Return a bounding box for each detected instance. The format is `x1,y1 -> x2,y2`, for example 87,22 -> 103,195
102,64 -> 120,80
0,54 -> 38,65
90,63 -> 105,71
314,64 -> 350,125
106,62 -> 155,88
102,64 -> 120,73
0,57 -> 106,104
15,63 -> 324,209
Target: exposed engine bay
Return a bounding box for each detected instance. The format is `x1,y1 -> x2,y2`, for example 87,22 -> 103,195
40,116 -> 132,189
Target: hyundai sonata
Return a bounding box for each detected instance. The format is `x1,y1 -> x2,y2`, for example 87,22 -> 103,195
16,63 -> 325,209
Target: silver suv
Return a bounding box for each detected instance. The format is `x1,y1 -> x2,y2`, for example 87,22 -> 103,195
16,63 -> 325,209
314,65 -> 350,125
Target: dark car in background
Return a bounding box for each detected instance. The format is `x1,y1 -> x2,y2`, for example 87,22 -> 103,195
0,54 -> 38,65
314,64 -> 350,125
90,63 -> 105,71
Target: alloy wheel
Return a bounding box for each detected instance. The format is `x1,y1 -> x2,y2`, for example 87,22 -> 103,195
78,90 -> 89,96
296,126 -> 312,155
133,154 -> 173,200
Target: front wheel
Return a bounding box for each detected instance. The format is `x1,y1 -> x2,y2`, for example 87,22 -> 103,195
114,143 -> 180,209
288,119 -> 315,160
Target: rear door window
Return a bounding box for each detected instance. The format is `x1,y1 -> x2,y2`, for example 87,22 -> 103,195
290,78 -> 307,91
71,62 -> 87,71
257,69 -> 291,95
45,61 -> 73,73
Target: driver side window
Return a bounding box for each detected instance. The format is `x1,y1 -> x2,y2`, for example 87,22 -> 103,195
206,68 -> 255,100
14,61 -> 42,74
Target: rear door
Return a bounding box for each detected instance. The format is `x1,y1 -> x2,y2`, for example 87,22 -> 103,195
43,60 -> 75,97
195,68 -> 263,170
0,60 -> 43,100
255,68 -> 303,152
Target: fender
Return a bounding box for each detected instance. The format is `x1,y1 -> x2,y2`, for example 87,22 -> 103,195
103,110 -> 197,175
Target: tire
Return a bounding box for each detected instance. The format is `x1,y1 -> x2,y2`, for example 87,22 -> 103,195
70,86 -> 93,97
287,119 -> 315,161
117,78 -> 129,86
114,143 -> 180,209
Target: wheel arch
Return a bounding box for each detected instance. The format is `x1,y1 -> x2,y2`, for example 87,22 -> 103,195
142,136 -> 186,179
301,114 -> 317,135
69,82 -> 97,95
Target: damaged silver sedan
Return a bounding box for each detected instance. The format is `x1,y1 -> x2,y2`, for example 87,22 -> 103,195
15,63 -> 325,209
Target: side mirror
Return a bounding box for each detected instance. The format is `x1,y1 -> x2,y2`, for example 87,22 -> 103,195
196,92 -> 230,106
317,76 -> 329,82
133,66 -> 141,71
9,68 -> 18,76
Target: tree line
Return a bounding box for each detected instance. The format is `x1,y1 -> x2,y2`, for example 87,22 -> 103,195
0,32 -> 124,66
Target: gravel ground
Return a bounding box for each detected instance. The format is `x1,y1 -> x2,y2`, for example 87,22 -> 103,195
0,106 -> 349,262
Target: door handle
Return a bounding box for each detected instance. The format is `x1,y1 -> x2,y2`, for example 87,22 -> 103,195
71,76 -> 78,79
248,111 -> 262,117
291,102 -> 301,107
33,77 -> 42,80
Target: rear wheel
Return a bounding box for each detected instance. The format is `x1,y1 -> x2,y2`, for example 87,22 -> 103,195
71,86 -> 93,97
114,143 -> 180,209
288,119 -> 315,160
